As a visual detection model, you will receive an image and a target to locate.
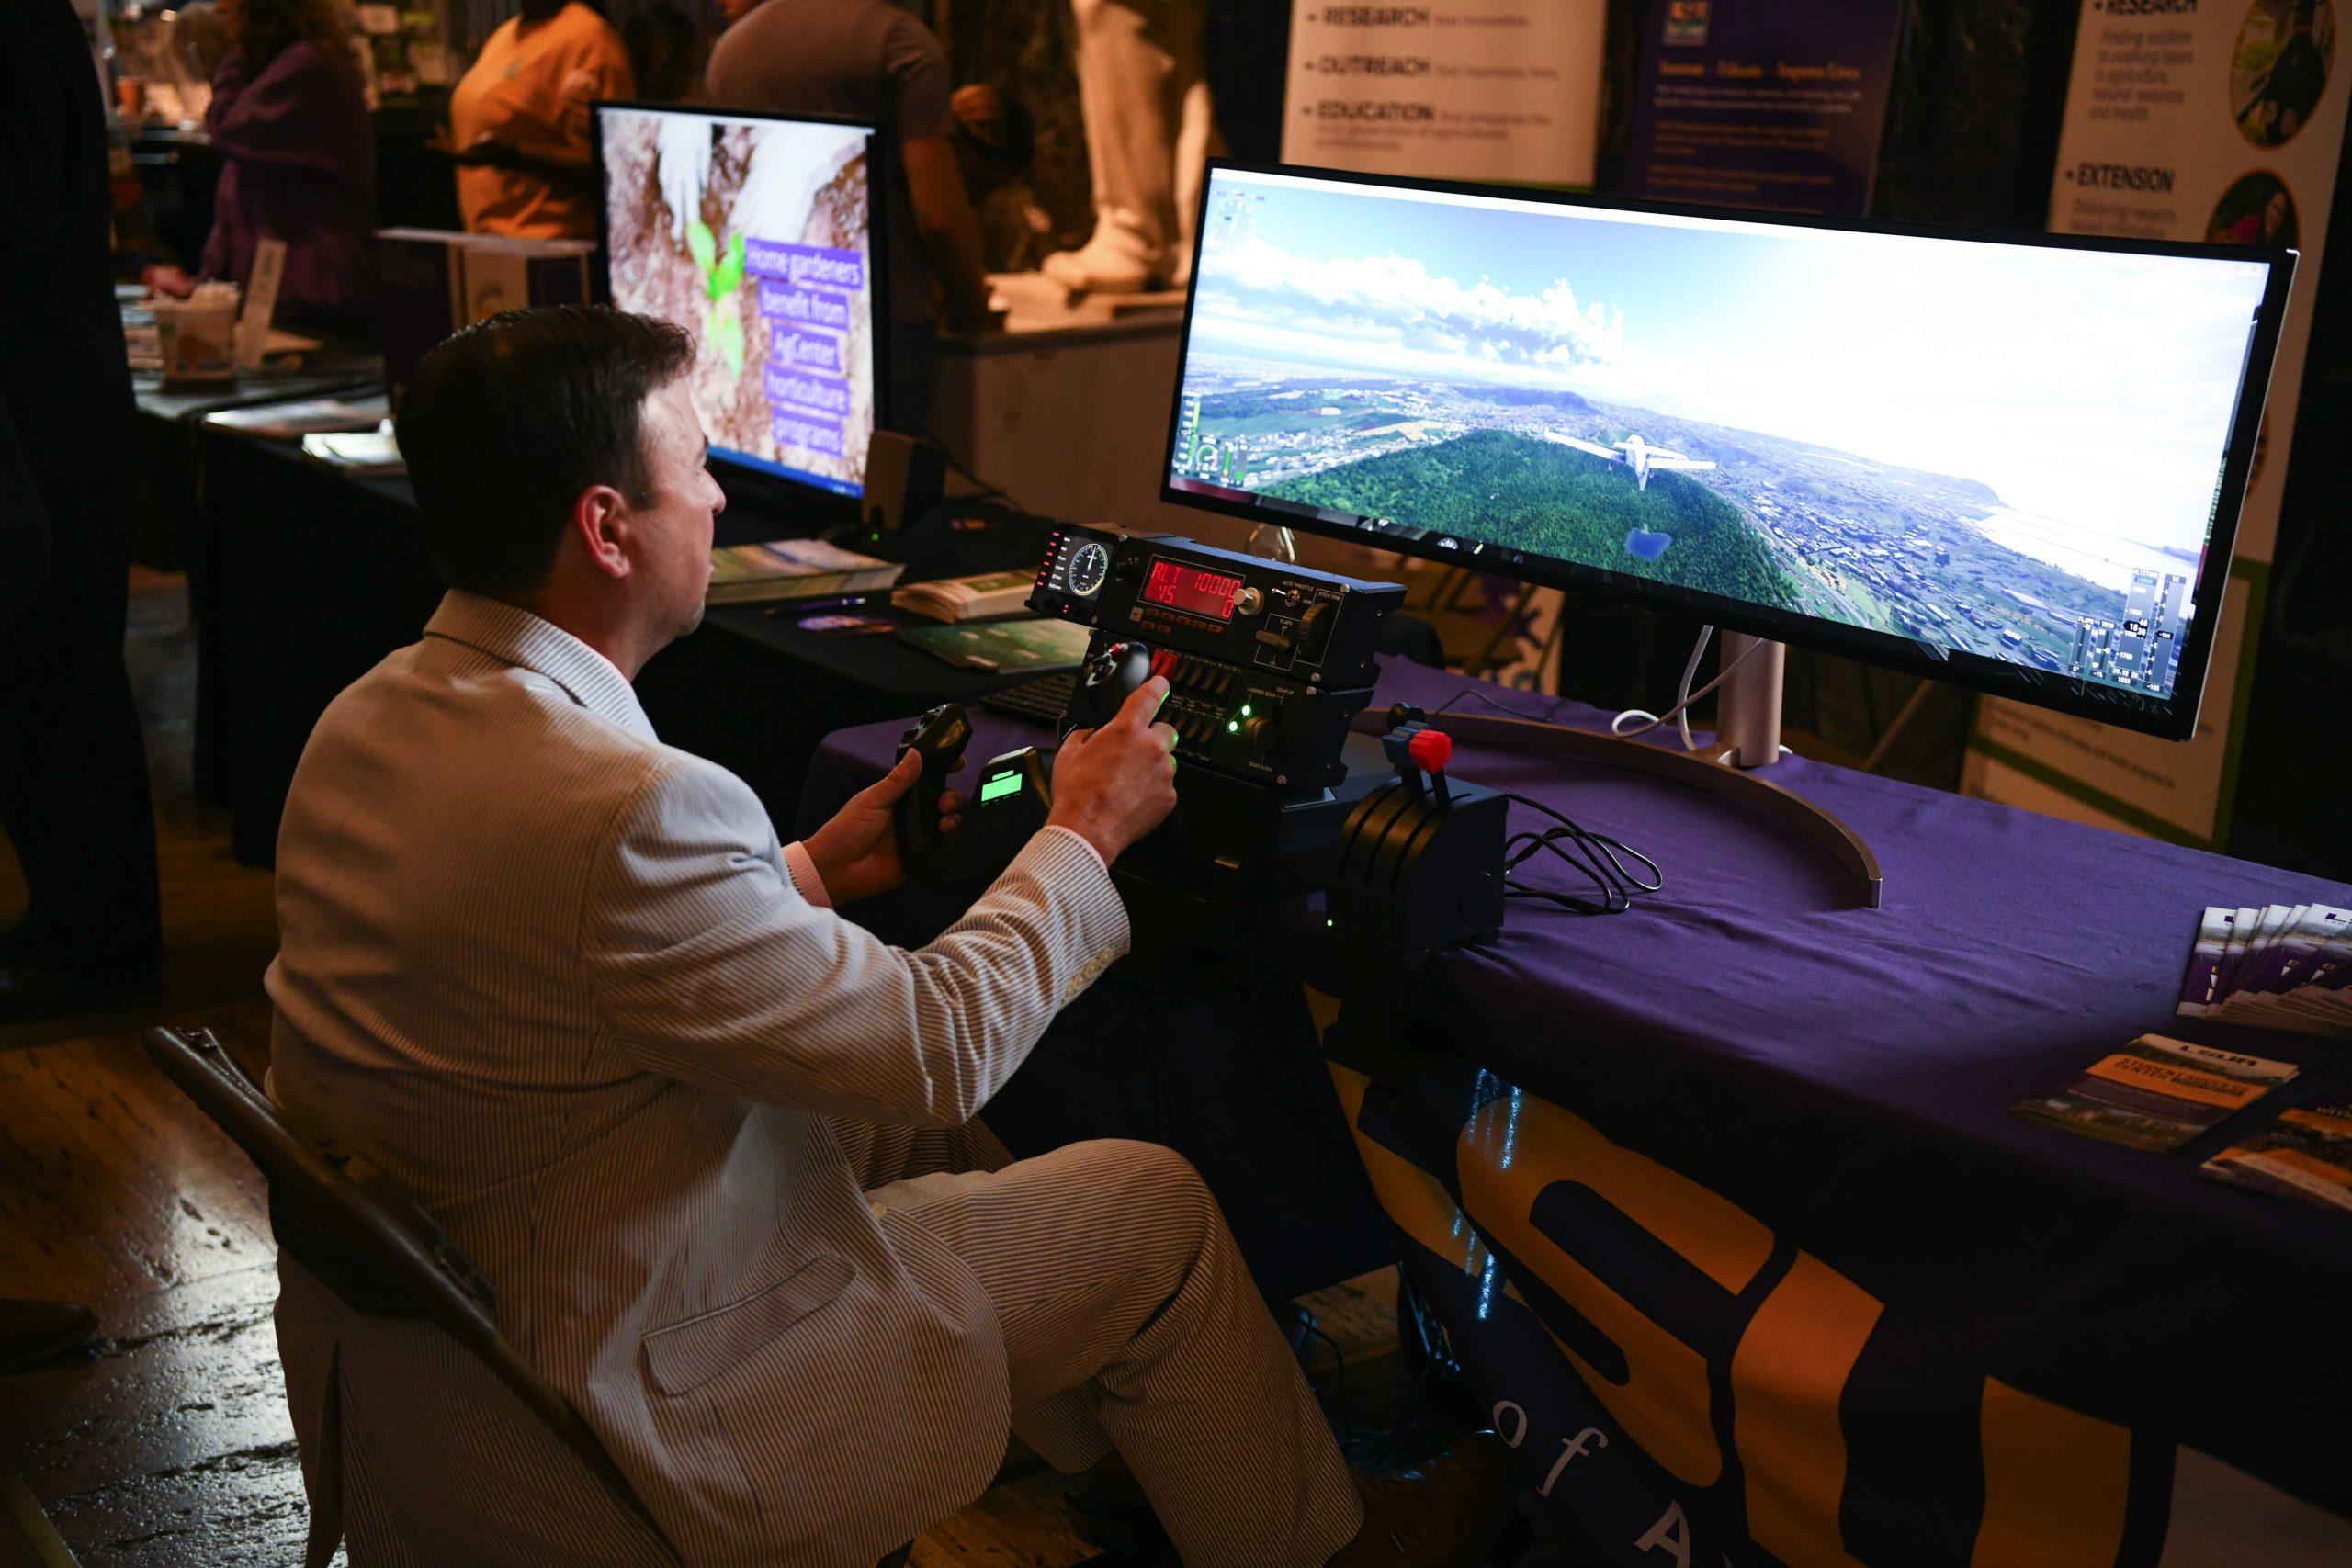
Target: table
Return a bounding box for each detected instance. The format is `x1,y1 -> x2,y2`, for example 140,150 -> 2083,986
809,656 -> 2352,1566
129,350 -> 384,571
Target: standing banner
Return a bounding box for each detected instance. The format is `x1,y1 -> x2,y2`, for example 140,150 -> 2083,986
1965,0 -> 2346,847
1280,1 -> 1607,187
1623,0 -> 1906,216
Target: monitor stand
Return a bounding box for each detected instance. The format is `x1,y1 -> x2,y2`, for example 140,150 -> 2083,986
1715,631 -> 1787,769
1382,635 -> 1884,909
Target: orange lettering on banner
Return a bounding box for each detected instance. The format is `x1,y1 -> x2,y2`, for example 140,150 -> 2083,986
1972,1378 -> 2132,1567
1454,1089 -> 1774,1487
1730,1251 -> 1883,1568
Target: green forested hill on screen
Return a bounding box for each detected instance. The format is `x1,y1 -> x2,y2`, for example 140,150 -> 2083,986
1263,430 -> 1803,609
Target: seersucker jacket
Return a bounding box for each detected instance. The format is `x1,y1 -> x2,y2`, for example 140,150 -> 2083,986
265,591 -> 1131,1564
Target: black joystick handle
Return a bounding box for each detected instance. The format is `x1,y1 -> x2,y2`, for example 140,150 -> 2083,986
894,702 -> 972,866
1069,639 -> 1154,730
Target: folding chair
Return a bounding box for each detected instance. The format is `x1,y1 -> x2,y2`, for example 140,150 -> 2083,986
143,1024 -> 917,1568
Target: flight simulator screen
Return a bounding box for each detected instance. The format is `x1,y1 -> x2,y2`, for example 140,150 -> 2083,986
1167,166 -> 2282,720
599,105 -> 879,501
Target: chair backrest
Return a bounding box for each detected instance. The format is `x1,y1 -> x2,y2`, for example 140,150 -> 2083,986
141,1024 -> 684,1567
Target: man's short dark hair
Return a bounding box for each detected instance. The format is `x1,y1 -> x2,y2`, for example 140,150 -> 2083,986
395,306 -> 695,596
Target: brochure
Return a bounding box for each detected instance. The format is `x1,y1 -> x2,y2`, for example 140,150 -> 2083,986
2014,1033 -> 2298,1153
898,616 -> 1091,673
2200,1106 -> 2352,1214
2175,904 -> 2352,1037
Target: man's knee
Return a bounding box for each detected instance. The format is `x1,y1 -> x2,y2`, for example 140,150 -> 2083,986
1075,1137 -> 1219,1247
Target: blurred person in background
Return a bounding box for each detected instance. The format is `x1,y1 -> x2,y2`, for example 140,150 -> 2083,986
620,2 -> 704,105
143,0 -> 378,335
951,81 -> 1054,274
447,0 -> 634,239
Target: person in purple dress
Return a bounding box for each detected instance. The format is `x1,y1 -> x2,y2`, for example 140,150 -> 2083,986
146,0 -> 377,334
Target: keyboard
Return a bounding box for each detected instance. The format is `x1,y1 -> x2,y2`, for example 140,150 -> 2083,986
978,669 -> 1077,728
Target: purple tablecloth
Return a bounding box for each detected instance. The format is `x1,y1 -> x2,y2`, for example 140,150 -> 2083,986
809,655 -> 2352,1562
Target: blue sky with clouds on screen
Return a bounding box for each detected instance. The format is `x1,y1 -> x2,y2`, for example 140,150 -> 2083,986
1191,172 -> 2275,551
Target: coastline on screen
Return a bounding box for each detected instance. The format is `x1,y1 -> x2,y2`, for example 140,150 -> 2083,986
1169,168 -> 2278,710
599,106 -> 877,501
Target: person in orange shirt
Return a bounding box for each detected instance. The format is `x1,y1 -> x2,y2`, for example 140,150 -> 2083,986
447,0 -> 634,238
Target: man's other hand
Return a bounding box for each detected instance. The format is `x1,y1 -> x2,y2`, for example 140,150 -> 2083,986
804,747 -> 964,904
1046,678 -> 1178,864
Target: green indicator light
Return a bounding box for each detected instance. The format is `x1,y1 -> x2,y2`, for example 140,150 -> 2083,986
1239,704 -> 1253,716
979,773 -> 1023,803
1325,918 -> 1335,928
1227,720 -> 1239,733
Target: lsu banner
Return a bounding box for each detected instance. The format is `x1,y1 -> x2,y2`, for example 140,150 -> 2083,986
1964,0 -> 2347,846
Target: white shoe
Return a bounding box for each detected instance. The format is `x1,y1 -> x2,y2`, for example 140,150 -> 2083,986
1041,217 -> 1165,294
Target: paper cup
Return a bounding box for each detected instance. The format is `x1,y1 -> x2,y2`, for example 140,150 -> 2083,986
153,293 -> 238,383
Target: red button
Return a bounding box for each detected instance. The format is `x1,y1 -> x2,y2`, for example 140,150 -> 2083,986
1150,649 -> 1180,682
1406,728 -> 1453,775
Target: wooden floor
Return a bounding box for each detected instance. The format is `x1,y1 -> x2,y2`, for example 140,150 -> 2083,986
0,574 -> 1422,1566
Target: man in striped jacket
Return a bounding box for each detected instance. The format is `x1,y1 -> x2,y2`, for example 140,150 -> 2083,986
266,305 -> 1512,1565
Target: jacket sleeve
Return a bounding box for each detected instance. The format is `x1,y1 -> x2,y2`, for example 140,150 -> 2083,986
580,755 -> 1129,1126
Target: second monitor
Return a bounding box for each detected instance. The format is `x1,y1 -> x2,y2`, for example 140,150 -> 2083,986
596,101 -> 887,508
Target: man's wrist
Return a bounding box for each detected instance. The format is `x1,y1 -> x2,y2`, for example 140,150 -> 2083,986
782,840 -> 834,908
1038,821 -> 1111,874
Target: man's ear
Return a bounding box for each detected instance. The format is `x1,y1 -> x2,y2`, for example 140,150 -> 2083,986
569,483 -> 634,582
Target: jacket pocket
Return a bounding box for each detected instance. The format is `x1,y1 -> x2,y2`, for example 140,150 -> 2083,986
641,1254 -> 855,1396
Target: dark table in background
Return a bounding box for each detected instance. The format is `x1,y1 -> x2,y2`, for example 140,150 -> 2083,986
808,658 -> 2352,1565
128,349 -> 384,571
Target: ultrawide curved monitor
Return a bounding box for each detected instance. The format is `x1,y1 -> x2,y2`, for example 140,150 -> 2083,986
596,102 -> 885,505
1160,162 -> 2295,740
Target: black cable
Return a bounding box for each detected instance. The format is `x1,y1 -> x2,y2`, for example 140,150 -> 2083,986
904,414 -> 1027,514
1497,790 -> 1663,917
1301,1317 -> 1352,1441
1435,686 -> 1565,723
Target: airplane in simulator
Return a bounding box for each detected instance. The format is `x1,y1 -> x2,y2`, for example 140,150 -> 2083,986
1549,432 -> 1717,491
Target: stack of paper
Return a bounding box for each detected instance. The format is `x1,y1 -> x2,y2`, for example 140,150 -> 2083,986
891,570 -> 1035,623
2178,905 -> 2351,1036
300,423 -> 404,475
706,538 -> 899,605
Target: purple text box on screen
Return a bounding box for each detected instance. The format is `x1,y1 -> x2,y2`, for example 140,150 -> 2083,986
764,367 -> 854,416
774,412 -> 847,457
769,326 -> 845,375
759,280 -> 855,332
746,240 -> 866,293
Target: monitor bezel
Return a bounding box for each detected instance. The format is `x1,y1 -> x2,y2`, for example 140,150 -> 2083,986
1157,157 -> 2297,743
592,99 -> 892,528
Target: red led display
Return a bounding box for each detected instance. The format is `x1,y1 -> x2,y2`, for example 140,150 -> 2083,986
1142,558 -> 1244,620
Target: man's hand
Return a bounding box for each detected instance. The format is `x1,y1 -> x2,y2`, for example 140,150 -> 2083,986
803,748 -> 964,905
1046,678 -> 1178,864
